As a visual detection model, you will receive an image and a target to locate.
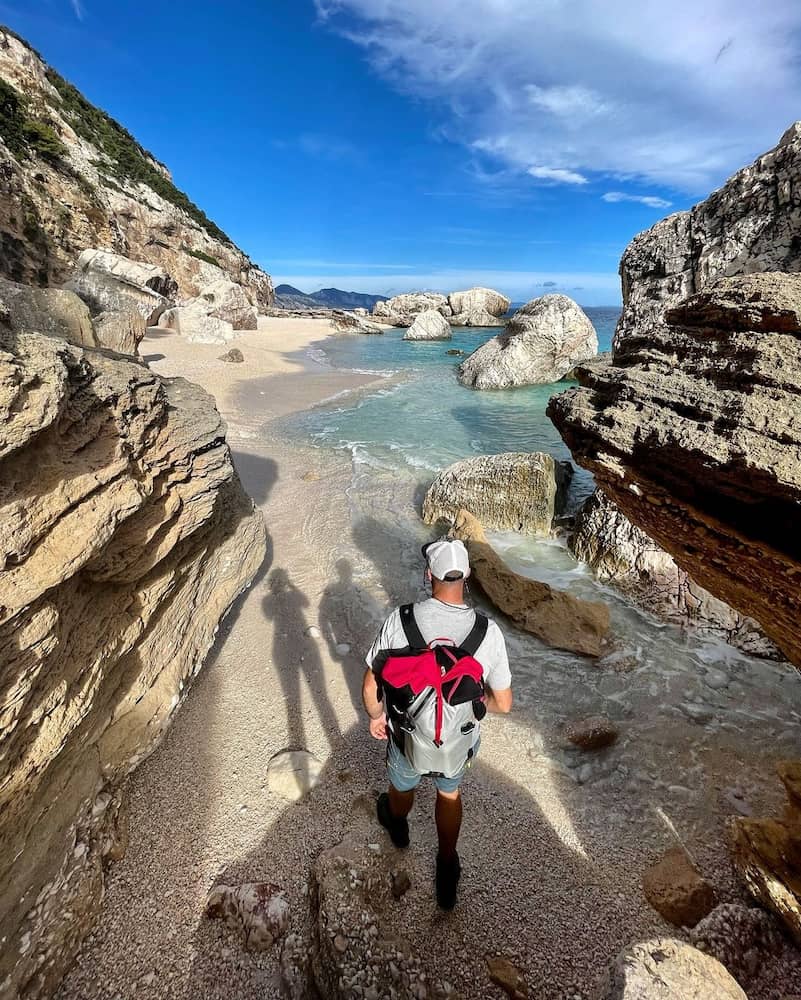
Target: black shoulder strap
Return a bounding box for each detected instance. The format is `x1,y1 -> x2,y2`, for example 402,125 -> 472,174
399,603 -> 427,650
461,612 -> 489,656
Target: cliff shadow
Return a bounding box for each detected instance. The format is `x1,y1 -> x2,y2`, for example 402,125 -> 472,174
187,720 -> 665,1000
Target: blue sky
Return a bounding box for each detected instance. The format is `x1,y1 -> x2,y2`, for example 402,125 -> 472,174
6,1 -> 801,304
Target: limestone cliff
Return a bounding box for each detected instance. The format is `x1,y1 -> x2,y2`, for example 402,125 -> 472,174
0,27 -> 273,306
0,318 -> 266,997
614,122 -> 801,348
549,268 -> 801,667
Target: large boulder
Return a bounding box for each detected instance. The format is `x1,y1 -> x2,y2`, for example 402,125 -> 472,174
373,292 -> 451,325
330,310 -> 383,334
449,305 -> 506,327
549,271 -> 801,667
599,938 -> 746,999
0,321 -> 266,997
448,286 -> 510,319
91,310 -> 145,355
422,452 -> 571,534
451,509 -> 609,657
458,294 -> 598,388
159,306 -> 236,345
63,248 -> 176,326
189,277 -> 258,331
403,309 -> 452,341
570,490 -> 780,659
0,276 -> 94,346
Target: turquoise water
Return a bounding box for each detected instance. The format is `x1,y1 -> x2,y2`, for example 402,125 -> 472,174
279,305 -> 801,802
298,306 -> 619,512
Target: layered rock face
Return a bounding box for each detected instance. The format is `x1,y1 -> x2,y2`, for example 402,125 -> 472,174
549,271 -> 801,666
0,29 -> 273,306
423,452 -> 571,534
0,321 -> 266,996
571,490 -> 779,659
458,294 -> 598,388
615,122 -> 801,348
402,309 -> 452,341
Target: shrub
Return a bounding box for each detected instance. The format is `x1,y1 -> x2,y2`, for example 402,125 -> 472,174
0,77 -> 66,164
182,245 -> 221,268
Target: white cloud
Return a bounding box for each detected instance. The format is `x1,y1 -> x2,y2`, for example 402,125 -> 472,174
69,0 -> 85,19
528,166 -> 588,185
602,192 -> 673,209
315,0 -> 801,193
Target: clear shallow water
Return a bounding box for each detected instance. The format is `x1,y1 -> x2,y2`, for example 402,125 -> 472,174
278,306 -> 801,817
296,307 -> 619,512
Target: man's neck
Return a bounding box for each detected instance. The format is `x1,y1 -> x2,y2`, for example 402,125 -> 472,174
430,584 -> 466,607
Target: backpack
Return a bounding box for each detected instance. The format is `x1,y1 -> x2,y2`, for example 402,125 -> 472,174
373,604 -> 488,779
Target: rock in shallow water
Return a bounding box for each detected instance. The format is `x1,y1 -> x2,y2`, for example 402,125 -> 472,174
458,294 -> 597,388
570,490 -> 780,660
403,309 -> 452,341
423,452 -> 571,535
451,509 -> 609,657
564,716 -> 619,751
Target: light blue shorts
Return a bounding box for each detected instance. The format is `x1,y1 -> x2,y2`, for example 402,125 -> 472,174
386,738 -> 480,794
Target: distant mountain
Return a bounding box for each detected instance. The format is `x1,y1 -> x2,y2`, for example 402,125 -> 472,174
274,284 -> 388,311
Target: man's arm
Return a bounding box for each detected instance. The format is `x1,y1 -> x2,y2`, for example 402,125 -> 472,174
485,685 -> 513,714
362,668 -> 388,739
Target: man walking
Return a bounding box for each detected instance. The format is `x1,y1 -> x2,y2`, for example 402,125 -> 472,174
363,537 -> 512,909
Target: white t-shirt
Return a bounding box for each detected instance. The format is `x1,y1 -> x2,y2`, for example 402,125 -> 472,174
365,597 -> 512,692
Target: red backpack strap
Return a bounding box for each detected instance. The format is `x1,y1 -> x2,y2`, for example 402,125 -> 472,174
460,612 -> 489,656
399,603 -> 427,650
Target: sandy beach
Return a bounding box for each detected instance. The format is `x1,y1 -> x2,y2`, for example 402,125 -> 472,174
56,316 -> 801,1000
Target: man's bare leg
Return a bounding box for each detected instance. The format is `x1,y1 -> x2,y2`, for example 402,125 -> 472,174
389,784 -> 414,818
435,789 -> 462,859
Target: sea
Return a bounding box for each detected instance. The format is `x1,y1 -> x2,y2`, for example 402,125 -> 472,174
277,306 -> 800,810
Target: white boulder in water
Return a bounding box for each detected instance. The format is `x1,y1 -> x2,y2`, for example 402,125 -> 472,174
403,309 -> 452,341
458,294 -> 598,388
448,286 -> 510,321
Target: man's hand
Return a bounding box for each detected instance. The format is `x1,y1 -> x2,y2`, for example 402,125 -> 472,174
369,714 -> 388,740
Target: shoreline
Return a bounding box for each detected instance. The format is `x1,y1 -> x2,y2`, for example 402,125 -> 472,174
57,316 -> 801,1000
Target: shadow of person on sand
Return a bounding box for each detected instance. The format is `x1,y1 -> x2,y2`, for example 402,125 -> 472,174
262,567 -> 343,755
318,557 -> 385,716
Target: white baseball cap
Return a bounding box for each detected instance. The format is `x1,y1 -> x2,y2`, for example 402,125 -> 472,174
422,537 -> 471,581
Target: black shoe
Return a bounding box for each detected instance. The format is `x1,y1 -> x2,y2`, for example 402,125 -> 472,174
376,793 -> 409,848
435,851 -> 461,910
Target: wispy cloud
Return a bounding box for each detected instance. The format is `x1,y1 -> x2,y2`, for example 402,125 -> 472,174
69,0 -> 85,20
272,133 -> 360,162
269,258 -> 415,269
315,0 -> 801,193
528,166 -> 588,186
602,192 -> 673,209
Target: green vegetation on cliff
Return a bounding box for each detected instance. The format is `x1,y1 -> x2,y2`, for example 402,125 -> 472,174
43,68 -> 232,245
0,77 -> 66,165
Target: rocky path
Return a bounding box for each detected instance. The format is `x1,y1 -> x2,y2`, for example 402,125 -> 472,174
57,326 -> 801,1000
